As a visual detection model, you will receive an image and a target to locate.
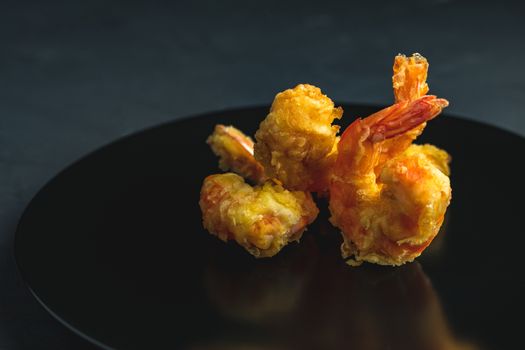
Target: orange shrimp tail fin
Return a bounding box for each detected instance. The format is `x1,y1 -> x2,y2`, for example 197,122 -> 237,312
367,95 -> 449,143
393,53 -> 429,102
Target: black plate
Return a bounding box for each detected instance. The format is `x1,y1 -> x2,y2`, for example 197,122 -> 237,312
15,105 -> 525,350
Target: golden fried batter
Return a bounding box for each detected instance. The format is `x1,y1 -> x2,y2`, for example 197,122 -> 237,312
199,173 -> 319,258
254,84 -> 342,192
207,124 -> 266,184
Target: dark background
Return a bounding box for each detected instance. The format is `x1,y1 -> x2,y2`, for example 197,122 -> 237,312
1,0 -> 524,348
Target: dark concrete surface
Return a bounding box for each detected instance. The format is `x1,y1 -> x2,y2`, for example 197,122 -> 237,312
1,0 -> 524,348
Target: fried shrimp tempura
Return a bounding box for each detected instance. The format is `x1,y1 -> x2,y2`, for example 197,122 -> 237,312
199,173 -> 319,258
254,84 -> 343,192
329,96 -> 451,266
329,54 -> 452,266
200,53 -> 453,266
207,124 -> 267,184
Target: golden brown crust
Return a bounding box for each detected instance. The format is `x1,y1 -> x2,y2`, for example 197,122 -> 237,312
199,173 -> 319,258
254,84 -> 342,192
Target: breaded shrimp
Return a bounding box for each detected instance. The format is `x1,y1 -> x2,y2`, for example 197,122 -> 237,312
329,96 -> 451,266
207,124 -> 267,184
199,173 -> 319,258
254,84 -> 342,192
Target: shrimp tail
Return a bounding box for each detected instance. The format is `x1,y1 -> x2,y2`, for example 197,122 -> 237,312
367,95 -> 449,143
335,95 -> 448,176
393,53 -> 429,102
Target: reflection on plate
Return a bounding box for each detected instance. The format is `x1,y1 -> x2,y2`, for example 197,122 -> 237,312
15,105 -> 525,349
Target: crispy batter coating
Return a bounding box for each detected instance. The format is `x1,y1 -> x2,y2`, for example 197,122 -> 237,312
412,143 -> 451,176
329,96 -> 451,266
207,124 -> 267,184
199,173 -> 319,258
254,84 -> 342,192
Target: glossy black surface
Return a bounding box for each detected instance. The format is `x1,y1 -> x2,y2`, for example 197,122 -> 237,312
15,106 -> 525,349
